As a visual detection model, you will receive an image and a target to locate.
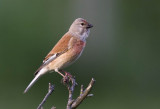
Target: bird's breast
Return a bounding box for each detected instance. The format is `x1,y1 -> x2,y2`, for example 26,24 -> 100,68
48,40 -> 86,70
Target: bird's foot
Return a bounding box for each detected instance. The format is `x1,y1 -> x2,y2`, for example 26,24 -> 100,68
61,71 -> 73,84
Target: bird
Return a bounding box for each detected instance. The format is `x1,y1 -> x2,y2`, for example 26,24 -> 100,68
24,18 -> 93,93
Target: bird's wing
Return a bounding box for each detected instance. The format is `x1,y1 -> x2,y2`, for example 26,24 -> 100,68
34,33 -> 73,75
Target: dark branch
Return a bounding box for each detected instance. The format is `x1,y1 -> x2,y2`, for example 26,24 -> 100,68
66,77 -> 77,109
71,78 -> 95,109
37,83 -> 55,109
36,76 -> 95,109
65,77 -> 95,109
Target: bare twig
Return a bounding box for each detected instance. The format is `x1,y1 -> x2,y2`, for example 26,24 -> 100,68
51,106 -> 56,109
71,78 -> 95,109
80,85 -> 84,94
36,77 -> 95,109
65,77 -> 95,109
66,77 -> 77,109
37,83 -> 55,109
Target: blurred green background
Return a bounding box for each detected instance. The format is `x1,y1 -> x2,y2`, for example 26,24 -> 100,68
0,0 -> 160,109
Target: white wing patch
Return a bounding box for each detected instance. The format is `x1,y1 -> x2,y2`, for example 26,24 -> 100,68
43,54 -> 57,64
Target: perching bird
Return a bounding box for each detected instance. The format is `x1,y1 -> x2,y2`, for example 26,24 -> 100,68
24,18 -> 93,93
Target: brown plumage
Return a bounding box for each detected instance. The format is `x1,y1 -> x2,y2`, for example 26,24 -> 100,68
24,18 -> 93,93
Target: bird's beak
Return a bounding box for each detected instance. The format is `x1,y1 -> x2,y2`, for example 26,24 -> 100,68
87,23 -> 93,28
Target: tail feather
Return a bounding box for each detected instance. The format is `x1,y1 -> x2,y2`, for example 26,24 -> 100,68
24,68 -> 47,93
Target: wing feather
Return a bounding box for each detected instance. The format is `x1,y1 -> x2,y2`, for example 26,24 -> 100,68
34,32 -> 73,75
44,33 -> 72,62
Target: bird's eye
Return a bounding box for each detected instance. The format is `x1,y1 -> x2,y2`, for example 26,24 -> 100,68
81,23 -> 84,26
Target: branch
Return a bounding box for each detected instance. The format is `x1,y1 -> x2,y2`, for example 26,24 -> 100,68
37,83 -> 55,109
35,76 -> 95,109
66,77 -> 77,109
71,78 -> 95,109
66,78 -> 95,109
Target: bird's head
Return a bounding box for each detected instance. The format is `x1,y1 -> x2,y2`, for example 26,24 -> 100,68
69,18 -> 93,41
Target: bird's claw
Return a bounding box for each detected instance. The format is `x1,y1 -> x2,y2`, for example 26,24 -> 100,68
61,71 -> 73,84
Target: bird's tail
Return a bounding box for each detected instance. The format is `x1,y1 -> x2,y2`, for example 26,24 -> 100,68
24,68 -> 48,93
